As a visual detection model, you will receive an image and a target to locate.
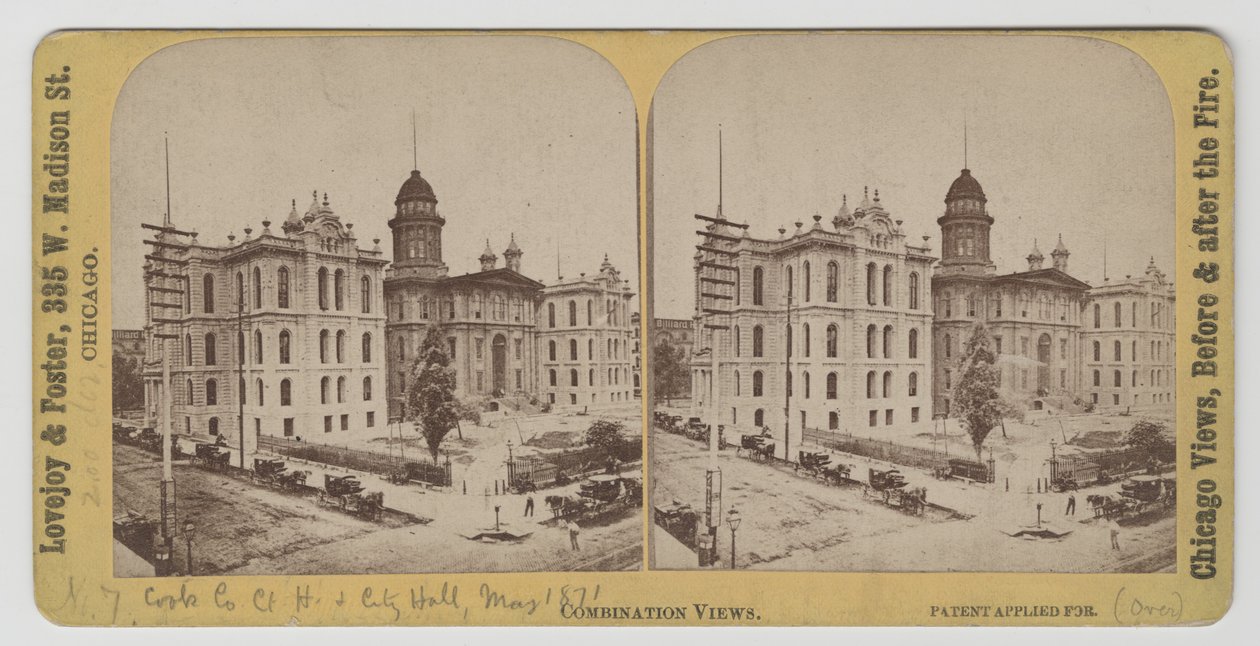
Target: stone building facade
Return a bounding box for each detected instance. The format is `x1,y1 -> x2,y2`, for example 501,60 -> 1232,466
142,193 -> 389,446
930,169 -> 1091,416
383,162 -> 634,418
1080,259 -> 1176,410
691,188 -> 935,460
537,257 -> 637,408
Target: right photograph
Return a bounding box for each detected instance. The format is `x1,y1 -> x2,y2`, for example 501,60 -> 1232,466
648,35 -> 1177,572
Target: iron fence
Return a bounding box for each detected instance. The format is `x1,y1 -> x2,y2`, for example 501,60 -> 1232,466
1049,446 -> 1169,486
257,435 -> 452,487
508,438 -> 642,489
802,428 -> 994,482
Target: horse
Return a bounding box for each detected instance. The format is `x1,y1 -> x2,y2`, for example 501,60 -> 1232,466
545,495 -> 581,519
1087,494 -> 1122,518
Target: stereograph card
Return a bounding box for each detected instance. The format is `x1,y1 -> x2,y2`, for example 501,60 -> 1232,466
29,30 -> 1233,626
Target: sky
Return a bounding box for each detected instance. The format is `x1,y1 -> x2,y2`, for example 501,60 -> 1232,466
650,34 -> 1174,319
111,35 -> 639,329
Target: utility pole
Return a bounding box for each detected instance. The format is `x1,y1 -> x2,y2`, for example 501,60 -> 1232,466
236,259 -> 249,470
784,285 -> 792,463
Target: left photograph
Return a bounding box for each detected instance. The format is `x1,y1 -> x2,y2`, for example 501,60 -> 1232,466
109,36 -> 643,576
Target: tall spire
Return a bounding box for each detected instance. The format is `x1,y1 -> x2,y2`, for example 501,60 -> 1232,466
411,108 -> 418,171
717,124 -> 724,219
163,132 -> 172,227
963,111 -> 968,169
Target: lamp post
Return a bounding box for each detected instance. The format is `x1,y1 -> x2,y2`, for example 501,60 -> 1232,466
726,508 -> 741,570
183,520 -> 196,576
494,505 -> 501,532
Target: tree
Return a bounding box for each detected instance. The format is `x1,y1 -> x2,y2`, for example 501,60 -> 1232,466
653,341 -> 690,404
584,418 -> 629,474
952,324 -> 1003,460
1125,419 -> 1174,464
404,326 -> 460,461
113,354 -> 144,413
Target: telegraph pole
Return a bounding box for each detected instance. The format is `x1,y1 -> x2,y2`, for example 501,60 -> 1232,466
784,285 -> 792,462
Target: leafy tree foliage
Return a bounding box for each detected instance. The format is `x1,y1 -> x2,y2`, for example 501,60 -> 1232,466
953,324 -> 1003,459
653,341 -> 690,403
584,418 -> 629,474
1124,419 -> 1174,463
405,326 -> 460,461
113,354 -> 144,413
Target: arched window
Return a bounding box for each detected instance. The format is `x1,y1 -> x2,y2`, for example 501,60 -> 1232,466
866,325 -> 877,359
909,372 -> 918,397
1113,370 -> 1122,387
588,339 -> 594,360
279,330 -> 291,364
866,263 -> 877,305
209,417 -> 219,436
256,378 -> 264,406
1092,341 -> 1101,362
802,323 -> 811,358
320,377 -> 330,404
397,338 -> 406,362
363,376 -> 372,401
803,371 -> 811,399
317,267 -> 329,310
826,261 -> 839,302
587,300 -> 593,325
826,324 -> 839,358
752,325 -> 764,357
826,372 -> 838,399
252,266 -> 262,308
204,333 -> 217,365
570,369 -> 579,387
185,379 -> 194,405
1113,340 -> 1122,362
238,330 -> 246,364
205,379 -> 218,406
203,274 -> 216,313
752,266 -> 764,305
277,266 -> 290,308
548,340 -> 557,361
1093,370 -> 1101,387
254,329 -> 263,363
802,261 -> 811,302
569,339 -> 578,360
883,325 -> 894,359
754,409 -> 765,427
1093,303 -> 1101,328
786,324 -> 793,359
336,330 -> 346,363
733,326 -> 741,357
1113,302 -> 1122,327
362,333 -> 372,362
361,275 -> 372,313
734,268 -> 741,305
734,371 -> 742,397
334,269 -> 345,310
319,329 -> 330,363
882,265 -> 893,306
866,371 -> 876,398
909,328 -> 919,359
883,371 -> 892,398
549,369 -> 557,387
336,376 -> 346,403
548,303 -> 556,328
752,371 -> 764,397
1131,301 -> 1138,327
568,300 -> 577,326
236,271 -> 245,308
280,379 -> 291,406
909,272 -> 920,309
589,369 -> 596,386
944,333 -> 952,359
1132,370 -> 1138,387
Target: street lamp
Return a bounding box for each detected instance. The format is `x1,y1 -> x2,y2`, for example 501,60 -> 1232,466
183,520 -> 196,576
494,505 -> 501,532
726,508 -> 742,570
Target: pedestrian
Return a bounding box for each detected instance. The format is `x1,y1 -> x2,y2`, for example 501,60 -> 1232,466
525,495 -> 535,517
567,519 -> 581,551
1066,493 -> 1076,516
1110,525 -> 1121,550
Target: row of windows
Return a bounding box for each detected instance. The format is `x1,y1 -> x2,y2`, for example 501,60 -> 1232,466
547,367 -> 630,388
181,375 -> 373,407
731,324 -> 921,360
193,268 -> 372,315
1091,369 -> 1171,388
1091,300 -> 1171,330
1091,392 -> 1172,406
741,263 -> 922,309
546,298 -> 626,328
182,330 -> 373,366
730,369 -> 920,400
939,291 -> 1071,322
1089,339 -> 1170,363
546,337 -> 627,362
394,294 -> 526,323
737,406 -> 921,430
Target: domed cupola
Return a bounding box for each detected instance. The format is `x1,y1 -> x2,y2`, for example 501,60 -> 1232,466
937,168 -> 996,274
388,165 -> 447,277
395,169 -> 437,208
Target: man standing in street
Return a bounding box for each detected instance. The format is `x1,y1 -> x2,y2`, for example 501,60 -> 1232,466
524,494 -> 535,517
567,519 -> 581,551
1110,524 -> 1121,551
1066,493 -> 1076,516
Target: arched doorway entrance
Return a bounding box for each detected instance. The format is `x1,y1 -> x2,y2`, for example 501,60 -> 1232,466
491,334 -> 507,395
1037,333 -> 1052,392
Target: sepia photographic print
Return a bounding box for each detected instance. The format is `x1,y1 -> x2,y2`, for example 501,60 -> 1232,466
649,35 -> 1179,573
109,36 -> 644,577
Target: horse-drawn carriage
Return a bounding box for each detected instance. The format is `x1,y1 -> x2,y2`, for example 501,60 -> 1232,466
794,450 -> 853,485
318,474 -> 384,521
736,433 -> 776,462
1087,475 -> 1175,520
190,442 -> 231,471
112,423 -> 137,445
250,457 -> 309,490
863,468 -> 927,515
135,427 -> 162,453
654,500 -> 698,546
578,474 -> 623,503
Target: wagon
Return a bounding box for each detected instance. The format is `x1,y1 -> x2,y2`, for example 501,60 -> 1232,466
318,474 -> 383,521
191,443 -> 231,471
737,434 -> 775,462
578,474 -> 622,503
